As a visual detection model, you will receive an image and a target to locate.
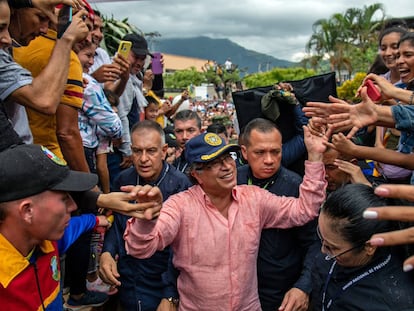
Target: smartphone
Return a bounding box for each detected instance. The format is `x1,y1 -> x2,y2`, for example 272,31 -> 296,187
57,5 -> 72,39
151,52 -> 163,74
364,79 -> 381,102
117,41 -> 132,59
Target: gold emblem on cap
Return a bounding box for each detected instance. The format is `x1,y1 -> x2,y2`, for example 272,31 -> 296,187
204,133 -> 222,146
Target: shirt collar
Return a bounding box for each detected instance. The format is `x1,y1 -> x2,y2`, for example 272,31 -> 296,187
41,28 -> 58,41
0,234 -> 55,288
247,166 -> 281,188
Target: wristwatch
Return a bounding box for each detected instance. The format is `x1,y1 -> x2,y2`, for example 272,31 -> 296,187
167,297 -> 179,306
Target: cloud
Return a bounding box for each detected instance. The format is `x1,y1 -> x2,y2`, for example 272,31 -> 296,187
92,0 -> 412,61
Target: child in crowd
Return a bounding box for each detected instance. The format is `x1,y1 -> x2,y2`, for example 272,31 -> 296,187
77,40 -> 122,174
144,95 -> 159,122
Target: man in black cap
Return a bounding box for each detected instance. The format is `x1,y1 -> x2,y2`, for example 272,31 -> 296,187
109,33 -> 153,189
0,144 -> 104,310
0,144 -> 161,310
123,127 -> 327,310
123,33 -> 153,58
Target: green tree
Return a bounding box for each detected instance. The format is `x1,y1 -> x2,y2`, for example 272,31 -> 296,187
306,15 -> 353,80
101,15 -> 142,56
305,3 -> 385,80
243,67 -> 316,88
351,3 -> 385,53
164,66 -> 243,97
101,16 -> 164,57
300,55 -> 323,72
163,67 -> 206,89
204,67 -> 222,86
337,72 -> 366,103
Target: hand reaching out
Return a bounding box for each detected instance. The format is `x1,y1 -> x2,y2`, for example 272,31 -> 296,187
278,287 -> 309,311
334,159 -> 371,186
304,89 -> 379,138
364,184 -> 414,271
329,132 -> 356,155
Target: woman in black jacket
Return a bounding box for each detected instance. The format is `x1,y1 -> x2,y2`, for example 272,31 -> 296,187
310,184 -> 414,311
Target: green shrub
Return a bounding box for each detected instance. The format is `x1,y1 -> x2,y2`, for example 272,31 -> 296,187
337,72 -> 366,103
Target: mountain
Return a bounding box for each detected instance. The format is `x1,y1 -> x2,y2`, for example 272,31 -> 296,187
152,36 -> 295,74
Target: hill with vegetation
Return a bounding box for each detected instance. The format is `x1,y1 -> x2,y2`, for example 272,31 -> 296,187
153,36 -> 296,74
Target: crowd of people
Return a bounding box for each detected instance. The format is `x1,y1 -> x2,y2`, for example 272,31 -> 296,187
1,0 -> 414,311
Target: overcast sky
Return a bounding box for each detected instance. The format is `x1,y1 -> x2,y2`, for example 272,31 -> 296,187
92,0 -> 413,62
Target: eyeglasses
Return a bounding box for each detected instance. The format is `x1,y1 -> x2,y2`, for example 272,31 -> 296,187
196,153 -> 234,171
316,226 -> 364,261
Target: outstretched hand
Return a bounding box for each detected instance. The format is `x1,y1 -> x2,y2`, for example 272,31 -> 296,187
328,132 -> 356,155
121,185 -> 163,220
363,184 -> 414,271
278,288 -> 309,311
97,185 -> 163,220
329,88 -> 378,138
304,90 -> 379,139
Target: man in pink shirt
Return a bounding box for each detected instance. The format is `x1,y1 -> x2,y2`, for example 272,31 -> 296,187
124,126 -> 327,311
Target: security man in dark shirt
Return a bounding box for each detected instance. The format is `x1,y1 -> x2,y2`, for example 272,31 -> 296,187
237,118 -> 319,311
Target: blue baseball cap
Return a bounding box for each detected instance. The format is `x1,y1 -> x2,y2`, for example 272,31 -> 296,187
185,133 -> 240,165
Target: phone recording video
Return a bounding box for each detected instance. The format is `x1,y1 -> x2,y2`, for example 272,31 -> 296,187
57,5 -> 72,39
151,52 -> 163,74
117,41 -> 132,59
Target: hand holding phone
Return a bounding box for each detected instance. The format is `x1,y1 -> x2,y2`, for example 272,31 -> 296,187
117,41 -> 132,59
364,79 -> 381,102
57,5 -> 72,39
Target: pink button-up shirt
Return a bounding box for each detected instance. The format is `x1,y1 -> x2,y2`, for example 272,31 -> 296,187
124,161 -> 326,311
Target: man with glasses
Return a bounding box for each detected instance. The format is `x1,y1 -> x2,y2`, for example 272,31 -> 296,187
123,129 -> 327,311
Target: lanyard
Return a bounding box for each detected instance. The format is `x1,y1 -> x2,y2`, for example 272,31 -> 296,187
177,157 -> 188,173
247,177 -> 274,190
322,254 -> 392,310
